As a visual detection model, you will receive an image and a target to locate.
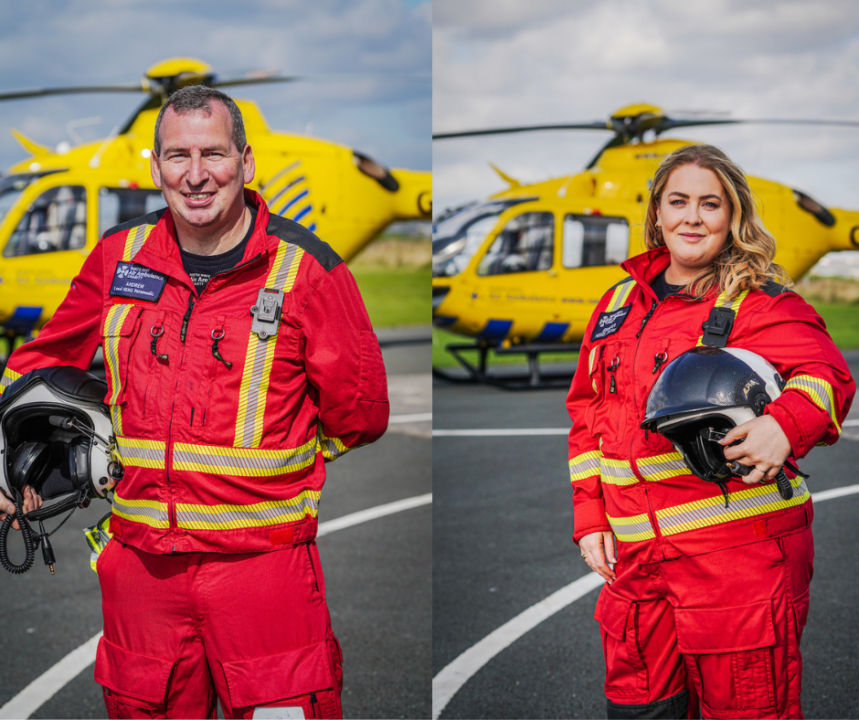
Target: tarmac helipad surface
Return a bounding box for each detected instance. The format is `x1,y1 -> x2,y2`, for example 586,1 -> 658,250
433,352 -> 859,720
0,336 -> 431,719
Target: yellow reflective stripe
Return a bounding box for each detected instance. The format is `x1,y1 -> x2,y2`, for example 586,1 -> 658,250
606,278 -> 635,312
569,450 -> 601,482
636,451 -> 691,482
266,245 -> 304,292
0,367 -> 22,396
600,457 -> 637,486
122,224 -> 154,262
234,244 -> 305,448
235,335 -> 278,448
173,439 -> 317,476
785,375 -> 841,433
111,491 -> 169,529
318,433 -> 349,460
175,489 -> 320,530
696,289 -> 750,345
115,436 -> 166,469
655,476 -> 810,537
607,512 -> 656,542
103,304 -> 135,435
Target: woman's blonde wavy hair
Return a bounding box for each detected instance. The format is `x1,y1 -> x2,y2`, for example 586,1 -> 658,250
644,144 -> 789,299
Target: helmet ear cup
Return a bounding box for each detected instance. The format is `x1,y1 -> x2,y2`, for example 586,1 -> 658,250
9,441 -> 51,493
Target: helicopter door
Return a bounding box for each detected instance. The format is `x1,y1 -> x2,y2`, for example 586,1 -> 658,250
561,214 -> 630,294
0,185 -> 88,336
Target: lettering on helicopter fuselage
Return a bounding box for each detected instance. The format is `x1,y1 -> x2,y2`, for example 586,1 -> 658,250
591,305 -> 631,341
110,262 -> 167,302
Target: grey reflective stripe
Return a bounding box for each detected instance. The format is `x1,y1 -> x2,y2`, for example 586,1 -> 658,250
127,224 -> 149,259
600,460 -> 636,485
0,374 -> 16,390
637,453 -> 691,481
112,496 -> 168,524
176,496 -> 319,529
785,376 -> 839,430
319,436 -> 348,459
270,243 -> 300,288
656,478 -> 811,537
173,444 -> 317,472
117,444 -> 166,464
607,514 -> 656,542
239,340 -> 270,448
569,452 -> 601,481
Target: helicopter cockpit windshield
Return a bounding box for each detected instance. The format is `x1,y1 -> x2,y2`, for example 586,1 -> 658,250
432,198 -> 535,277
0,172 -> 64,228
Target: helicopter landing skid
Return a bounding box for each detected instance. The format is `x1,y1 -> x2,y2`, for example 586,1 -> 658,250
433,341 -> 580,390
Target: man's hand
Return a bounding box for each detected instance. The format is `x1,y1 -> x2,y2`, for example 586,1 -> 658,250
0,486 -> 43,531
720,415 -> 792,485
579,530 -> 617,583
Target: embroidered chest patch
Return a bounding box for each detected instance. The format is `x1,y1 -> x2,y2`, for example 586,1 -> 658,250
110,262 -> 167,302
591,304 -> 632,342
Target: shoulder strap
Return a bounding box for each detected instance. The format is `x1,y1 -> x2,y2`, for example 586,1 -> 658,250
698,289 -> 750,347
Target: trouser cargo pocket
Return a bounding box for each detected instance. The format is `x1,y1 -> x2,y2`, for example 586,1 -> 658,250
220,639 -> 342,719
675,599 -> 777,718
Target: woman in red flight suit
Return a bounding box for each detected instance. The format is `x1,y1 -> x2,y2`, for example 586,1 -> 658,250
566,144 -> 855,720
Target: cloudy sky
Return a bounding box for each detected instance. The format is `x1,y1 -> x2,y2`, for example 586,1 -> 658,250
434,0 -> 859,223
0,0 -> 430,174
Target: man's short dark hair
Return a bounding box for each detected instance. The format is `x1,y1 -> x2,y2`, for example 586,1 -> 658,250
153,85 -> 247,157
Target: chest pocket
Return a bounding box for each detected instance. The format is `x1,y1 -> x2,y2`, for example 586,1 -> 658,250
102,304 -> 143,409
584,340 -> 626,444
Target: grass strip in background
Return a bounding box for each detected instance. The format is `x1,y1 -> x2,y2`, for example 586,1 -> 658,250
432,296 -> 858,370
353,265 -> 431,328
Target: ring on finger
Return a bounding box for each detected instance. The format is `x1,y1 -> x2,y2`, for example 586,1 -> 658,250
581,550 -> 587,559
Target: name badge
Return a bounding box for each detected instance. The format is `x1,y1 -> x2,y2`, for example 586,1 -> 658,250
591,305 -> 631,342
110,262 -> 167,302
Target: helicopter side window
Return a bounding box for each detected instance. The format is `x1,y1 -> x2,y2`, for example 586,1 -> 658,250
562,215 -> 629,268
99,188 -> 167,237
4,186 -> 87,258
477,211 -> 554,276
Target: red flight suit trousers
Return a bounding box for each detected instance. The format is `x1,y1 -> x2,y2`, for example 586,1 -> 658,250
94,540 -> 343,719
596,528 -> 813,719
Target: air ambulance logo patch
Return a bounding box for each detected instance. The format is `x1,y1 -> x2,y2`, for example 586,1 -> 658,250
591,305 -> 631,342
110,262 -> 167,302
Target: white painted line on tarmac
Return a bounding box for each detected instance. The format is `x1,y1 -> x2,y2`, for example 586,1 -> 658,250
432,573 -> 604,720
0,633 -> 103,720
434,428 -> 569,437
390,412 -> 433,424
317,493 -> 432,536
843,419 -> 859,427
431,483 -> 859,719
0,493 -> 433,720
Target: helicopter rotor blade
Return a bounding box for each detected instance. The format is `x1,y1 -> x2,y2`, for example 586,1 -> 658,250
212,72 -> 429,89
0,84 -> 145,102
656,117 -> 859,134
433,122 -> 609,140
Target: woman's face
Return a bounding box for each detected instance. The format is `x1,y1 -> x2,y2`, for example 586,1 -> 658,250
656,163 -> 732,285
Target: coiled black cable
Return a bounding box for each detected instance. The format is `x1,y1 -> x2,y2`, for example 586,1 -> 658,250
0,501 -> 37,574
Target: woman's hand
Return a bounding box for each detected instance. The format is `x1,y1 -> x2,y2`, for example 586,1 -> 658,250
579,530 -> 617,583
0,486 -> 43,530
720,415 -> 792,485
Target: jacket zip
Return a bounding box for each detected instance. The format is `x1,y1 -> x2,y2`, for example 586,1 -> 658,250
164,252 -> 266,547
628,295 -> 667,550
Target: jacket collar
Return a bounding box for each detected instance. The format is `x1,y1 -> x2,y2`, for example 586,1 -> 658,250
133,189 -> 272,281
620,245 -> 719,304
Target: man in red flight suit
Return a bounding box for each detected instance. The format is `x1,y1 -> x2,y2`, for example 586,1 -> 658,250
0,85 -> 388,718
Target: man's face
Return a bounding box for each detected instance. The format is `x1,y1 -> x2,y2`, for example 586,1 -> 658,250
151,102 -> 254,237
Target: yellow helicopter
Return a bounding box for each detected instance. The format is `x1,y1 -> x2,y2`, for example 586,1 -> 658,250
0,58 -> 431,343
432,104 -> 859,384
